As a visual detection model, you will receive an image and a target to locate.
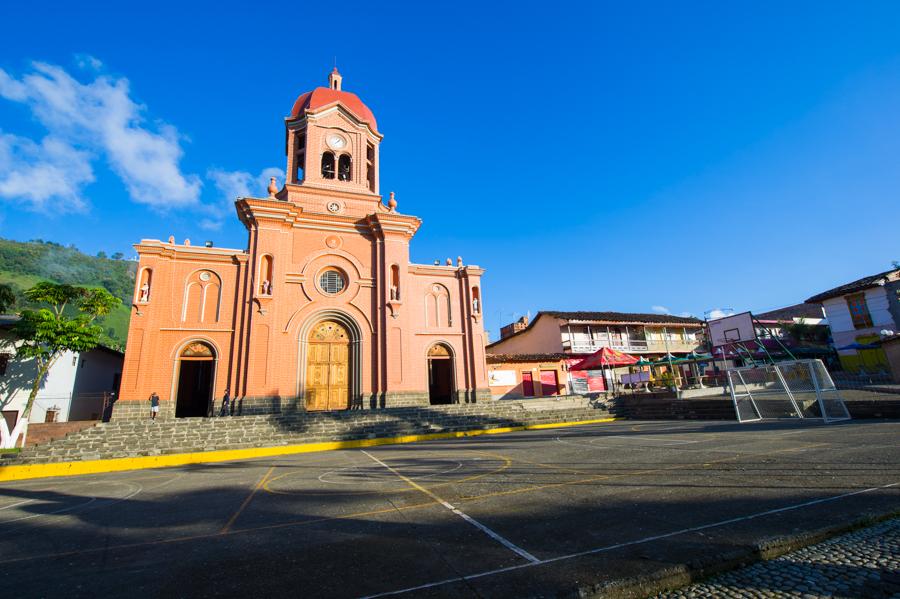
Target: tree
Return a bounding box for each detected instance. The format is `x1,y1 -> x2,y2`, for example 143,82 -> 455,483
111,252 -> 124,260
13,283 -> 120,421
0,283 -> 15,314
96,251 -> 108,259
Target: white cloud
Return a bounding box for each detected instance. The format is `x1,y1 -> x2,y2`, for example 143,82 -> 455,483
0,131 -> 94,211
75,54 -> 103,71
707,308 -> 736,319
0,62 -> 200,210
203,167 -> 281,229
651,305 -> 670,314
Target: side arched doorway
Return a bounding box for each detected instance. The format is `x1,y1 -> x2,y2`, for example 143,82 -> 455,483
175,341 -> 216,418
428,343 -> 455,405
305,320 -> 351,411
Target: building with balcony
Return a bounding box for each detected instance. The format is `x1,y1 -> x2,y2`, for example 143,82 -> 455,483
488,311 -> 704,357
485,311 -> 703,398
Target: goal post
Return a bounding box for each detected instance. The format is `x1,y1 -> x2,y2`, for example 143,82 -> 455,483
727,359 -> 850,423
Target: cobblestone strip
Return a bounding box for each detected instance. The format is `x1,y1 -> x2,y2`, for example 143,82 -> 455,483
655,518 -> 900,598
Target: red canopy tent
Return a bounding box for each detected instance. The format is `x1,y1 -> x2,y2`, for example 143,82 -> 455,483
569,347 -> 638,371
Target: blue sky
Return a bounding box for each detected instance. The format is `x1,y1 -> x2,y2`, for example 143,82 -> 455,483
1,1 -> 898,339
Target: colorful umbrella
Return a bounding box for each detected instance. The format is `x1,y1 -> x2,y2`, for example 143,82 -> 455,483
569,347 -> 638,371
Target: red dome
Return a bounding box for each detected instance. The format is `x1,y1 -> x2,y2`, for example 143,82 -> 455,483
290,87 -> 378,133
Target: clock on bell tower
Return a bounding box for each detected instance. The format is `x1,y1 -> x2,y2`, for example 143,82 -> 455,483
283,68 -> 382,210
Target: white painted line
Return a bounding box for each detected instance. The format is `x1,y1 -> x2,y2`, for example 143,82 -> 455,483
0,498 -> 34,512
317,461 -> 464,485
359,481 -> 900,598
0,480 -> 142,527
593,435 -> 700,445
360,450 -> 539,564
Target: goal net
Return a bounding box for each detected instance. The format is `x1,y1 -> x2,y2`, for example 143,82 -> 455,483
726,359 -> 851,423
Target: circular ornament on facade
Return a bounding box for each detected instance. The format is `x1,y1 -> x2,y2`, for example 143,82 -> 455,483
432,285 -> 442,293
325,235 -> 342,249
326,133 -> 348,151
326,200 -> 342,213
199,272 -> 211,282
319,269 -> 346,295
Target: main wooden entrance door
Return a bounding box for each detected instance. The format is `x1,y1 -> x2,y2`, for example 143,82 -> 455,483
305,320 -> 350,411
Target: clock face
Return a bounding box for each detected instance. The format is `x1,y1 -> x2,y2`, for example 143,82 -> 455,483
326,134 -> 347,150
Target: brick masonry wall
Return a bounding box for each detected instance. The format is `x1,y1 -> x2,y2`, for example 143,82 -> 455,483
23,421 -> 99,447
612,397 -> 900,420
110,390 -> 495,420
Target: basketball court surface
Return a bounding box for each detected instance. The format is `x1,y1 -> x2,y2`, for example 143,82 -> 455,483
0,419 -> 898,597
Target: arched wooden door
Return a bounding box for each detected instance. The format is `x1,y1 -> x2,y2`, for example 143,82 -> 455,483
305,320 -> 350,411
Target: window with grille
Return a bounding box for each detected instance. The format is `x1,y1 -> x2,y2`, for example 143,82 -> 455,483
319,270 -> 345,294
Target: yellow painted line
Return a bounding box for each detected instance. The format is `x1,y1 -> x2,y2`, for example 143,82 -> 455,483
220,466 -> 275,533
0,417 -> 619,482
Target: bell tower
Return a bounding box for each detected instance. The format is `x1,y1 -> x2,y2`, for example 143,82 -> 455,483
283,69 -> 382,211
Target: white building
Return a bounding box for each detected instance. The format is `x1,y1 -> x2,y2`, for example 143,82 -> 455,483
806,268 -> 900,374
0,316 -> 123,431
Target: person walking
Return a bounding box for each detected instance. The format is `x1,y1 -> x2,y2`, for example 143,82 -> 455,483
148,391 -> 160,420
219,388 -> 230,417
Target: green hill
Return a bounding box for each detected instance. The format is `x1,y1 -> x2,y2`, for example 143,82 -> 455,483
0,238 -> 136,350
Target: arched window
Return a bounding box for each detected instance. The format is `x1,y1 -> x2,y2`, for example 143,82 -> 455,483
472,286 -> 481,313
366,142 -> 376,192
338,154 -> 352,181
390,264 -> 400,301
182,271 -> 222,323
137,268 -> 153,303
425,284 -> 452,328
321,152 -> 335,179
294,131 -> 306,183
259,255 -> 274,296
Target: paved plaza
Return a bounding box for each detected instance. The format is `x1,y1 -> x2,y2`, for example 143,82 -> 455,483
657,517 -> 900,598
0,420 -> 898,597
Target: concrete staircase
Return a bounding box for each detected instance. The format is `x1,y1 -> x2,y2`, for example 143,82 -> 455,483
5,400 -> 612,465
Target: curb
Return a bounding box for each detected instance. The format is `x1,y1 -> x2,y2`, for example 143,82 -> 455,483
0,416 -> 618,482
571,509 -> 900,598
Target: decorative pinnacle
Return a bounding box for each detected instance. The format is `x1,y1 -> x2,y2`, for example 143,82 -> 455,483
267,177 -> 278,197
387,191 -> 397,211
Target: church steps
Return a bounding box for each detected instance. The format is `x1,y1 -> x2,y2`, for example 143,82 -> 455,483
9,402 -> 612,465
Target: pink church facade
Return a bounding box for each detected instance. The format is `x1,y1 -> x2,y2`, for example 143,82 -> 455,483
115,69 -> 489,419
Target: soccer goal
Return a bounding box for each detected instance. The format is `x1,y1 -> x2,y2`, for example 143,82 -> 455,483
727,359 -> 851,423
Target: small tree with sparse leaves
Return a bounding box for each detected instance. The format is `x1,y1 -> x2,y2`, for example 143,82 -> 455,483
13,282 -> 120,420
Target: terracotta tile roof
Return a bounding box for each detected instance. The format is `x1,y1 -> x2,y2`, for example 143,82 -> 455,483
754,303 -> 824,322
805,268 -> 900,303
290,87 -> 378,133
541,311 -> 703,325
